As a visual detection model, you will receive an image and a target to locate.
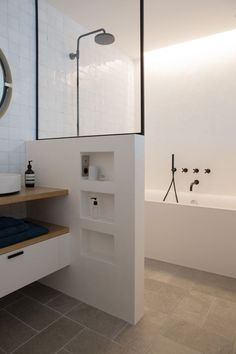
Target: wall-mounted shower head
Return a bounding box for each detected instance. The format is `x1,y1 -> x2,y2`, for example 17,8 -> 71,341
95,32 -> 115,45
69,29 -> 115,60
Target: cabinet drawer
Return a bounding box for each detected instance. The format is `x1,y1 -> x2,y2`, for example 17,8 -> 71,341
0,234 -> 70,298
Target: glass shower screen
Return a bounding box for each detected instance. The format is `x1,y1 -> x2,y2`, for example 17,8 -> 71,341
37,0 -> 142,138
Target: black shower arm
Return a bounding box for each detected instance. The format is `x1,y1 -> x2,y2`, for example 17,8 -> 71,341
76,28 -> 106,53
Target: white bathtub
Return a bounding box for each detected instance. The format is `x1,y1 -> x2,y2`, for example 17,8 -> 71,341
145,189 -> 236,278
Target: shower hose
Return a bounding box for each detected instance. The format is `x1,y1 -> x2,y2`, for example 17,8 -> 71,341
163,154 -> 179,203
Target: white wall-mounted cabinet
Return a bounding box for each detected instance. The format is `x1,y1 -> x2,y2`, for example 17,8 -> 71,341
27,135 -> 144,324
0,187 -> 71,298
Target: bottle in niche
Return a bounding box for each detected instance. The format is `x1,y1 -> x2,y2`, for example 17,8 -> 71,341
25,160 -> 35,188
90,197 -> 99,219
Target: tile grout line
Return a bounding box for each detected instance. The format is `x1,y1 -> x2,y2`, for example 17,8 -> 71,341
56,327 -> 86,353
10,312 -> 65,353
8,298 -> 85,354
44,291 -> 64,305
200,296 -> 217,328
3,308 -> 40,334
55,347 -> 71,354
16,293 -> 66,317
0,345 -> 7,354
0,292 -> 25,310
63,314 -> 123,342
21,286 -> 63,305
21,292 -> 83,318
4,294 -> 64,331
112,321 -> 129,341
46,298 -> 84,317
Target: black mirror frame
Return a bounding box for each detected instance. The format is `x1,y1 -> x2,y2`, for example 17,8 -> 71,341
0,49 -> 13,119
34,0 -> 144,139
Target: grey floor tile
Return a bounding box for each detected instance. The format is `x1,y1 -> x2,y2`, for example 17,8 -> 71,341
2,260 -> 236,354
172,291 -> 215,326
161,317 -> 234,354
0,309 -> 36,353
144,278 -> 163,292
203,298 -> 236,340
14,317 -> 83,354
115,310 -> 168,353
66,328 -> 137,354
145,282 -> 187,314
67,303 -> 126,339
57,349 -> 71,354
192,270 -> 236,303
47,293 -> 80,315
144,258 -> 177,282
0,290 -> 24,309
145,258 -> 197,290
6,296 -> 60,331
22,282 -> 61,304
146,334 -> 202,354
167,266 -> 197,290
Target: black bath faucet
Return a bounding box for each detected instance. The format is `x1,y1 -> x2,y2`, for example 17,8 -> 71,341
190,180 -> 199,192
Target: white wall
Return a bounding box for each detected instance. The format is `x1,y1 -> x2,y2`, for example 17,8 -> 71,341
27,135 -> 144,324
38,0 -> 137,138
145,29 -> 236,196
0,0 -> 35,175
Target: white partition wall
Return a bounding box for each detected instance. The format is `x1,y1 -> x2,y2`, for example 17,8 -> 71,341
26,135 -> 144,324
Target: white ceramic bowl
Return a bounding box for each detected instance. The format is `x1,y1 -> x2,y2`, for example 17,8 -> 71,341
0,173 -> 21,195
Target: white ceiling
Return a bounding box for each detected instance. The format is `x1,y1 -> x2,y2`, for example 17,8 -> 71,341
47,0 -> 236,56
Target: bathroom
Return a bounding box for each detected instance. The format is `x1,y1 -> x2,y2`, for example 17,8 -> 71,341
0,0 -> 236,353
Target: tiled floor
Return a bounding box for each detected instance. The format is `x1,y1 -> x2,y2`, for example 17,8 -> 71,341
1,259 -> 236,353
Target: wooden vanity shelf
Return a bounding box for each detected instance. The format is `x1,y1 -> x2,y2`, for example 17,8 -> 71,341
0,187 -> 70,251
0,186 -> 68,206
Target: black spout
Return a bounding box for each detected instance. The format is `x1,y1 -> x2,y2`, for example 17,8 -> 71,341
190,179 -> 199,192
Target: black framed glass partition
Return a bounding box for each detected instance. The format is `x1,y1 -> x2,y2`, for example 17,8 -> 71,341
36,0 -> 144,139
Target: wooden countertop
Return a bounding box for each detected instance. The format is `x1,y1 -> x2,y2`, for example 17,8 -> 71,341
0,187 -> 69,206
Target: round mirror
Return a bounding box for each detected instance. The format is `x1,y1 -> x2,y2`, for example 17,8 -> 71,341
0,49 -> 12,119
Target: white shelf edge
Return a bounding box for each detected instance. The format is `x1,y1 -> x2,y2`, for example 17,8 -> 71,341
80,180 -> 114,194
80,252 -> 114,265
80,217 -> 115,235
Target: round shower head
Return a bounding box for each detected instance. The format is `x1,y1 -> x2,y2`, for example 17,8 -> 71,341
95,32 -> 115,45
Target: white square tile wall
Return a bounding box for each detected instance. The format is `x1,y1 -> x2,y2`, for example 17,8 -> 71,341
0,0 -> 36,175
38,0 -> 137,138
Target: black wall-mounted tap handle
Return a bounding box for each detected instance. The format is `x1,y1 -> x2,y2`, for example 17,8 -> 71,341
193,168 -> 199,173
205,169 -> 211,174
182,168 -> 188,173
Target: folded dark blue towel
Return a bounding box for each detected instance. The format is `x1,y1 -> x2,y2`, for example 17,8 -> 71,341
0,217 -> 24,230
0,223 -> 30,238
0,221 -> 49,248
